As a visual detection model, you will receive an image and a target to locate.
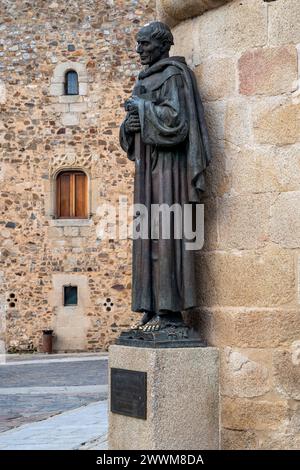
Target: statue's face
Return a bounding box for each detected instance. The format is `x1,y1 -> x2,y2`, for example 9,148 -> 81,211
136,31 -> 164,66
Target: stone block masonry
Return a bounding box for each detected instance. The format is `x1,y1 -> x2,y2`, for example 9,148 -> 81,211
158,0 -> 300,451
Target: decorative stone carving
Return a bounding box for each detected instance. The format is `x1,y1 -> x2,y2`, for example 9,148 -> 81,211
50,152 -> 92,173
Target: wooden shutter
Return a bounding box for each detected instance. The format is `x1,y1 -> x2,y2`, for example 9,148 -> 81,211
57,171 -> 87,219
75,172 -> 87,218
57,173 -> 71,218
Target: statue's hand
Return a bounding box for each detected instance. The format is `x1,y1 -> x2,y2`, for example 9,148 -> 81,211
125,113 -> 141,133
125,96 -> 140,113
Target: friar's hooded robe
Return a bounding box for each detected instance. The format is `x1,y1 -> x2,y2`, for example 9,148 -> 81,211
120,56 -> 211,314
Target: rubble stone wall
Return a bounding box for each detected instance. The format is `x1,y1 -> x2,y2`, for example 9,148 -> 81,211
0,0 -> 155,352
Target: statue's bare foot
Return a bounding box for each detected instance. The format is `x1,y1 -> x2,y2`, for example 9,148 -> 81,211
131,311 -> 156,330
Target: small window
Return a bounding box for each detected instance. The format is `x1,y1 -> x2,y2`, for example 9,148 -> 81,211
64,286 -> 78,306
65,70 -> 79,95
56,170 -> 88,219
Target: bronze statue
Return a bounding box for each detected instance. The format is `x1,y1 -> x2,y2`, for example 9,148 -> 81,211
119,22 -> 211,346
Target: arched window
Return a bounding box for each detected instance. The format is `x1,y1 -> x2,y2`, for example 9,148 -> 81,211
56,170 -> 88,219
65,70 -> 79,96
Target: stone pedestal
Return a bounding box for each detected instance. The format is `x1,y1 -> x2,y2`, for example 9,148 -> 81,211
108,345 -> 220,450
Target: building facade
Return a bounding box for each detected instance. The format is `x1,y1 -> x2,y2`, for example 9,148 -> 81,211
0,0 -> 155,352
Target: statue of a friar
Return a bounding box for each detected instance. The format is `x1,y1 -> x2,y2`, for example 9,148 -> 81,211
119,21 -> 211,345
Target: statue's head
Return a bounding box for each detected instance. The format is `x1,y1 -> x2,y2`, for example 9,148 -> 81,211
136,21 -> 174,66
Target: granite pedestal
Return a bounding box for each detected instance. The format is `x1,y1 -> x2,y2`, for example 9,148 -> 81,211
108,345 -> 220,450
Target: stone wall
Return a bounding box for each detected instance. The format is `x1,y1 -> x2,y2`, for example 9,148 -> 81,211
0,0 -> 155,352
160,0 -> 300,450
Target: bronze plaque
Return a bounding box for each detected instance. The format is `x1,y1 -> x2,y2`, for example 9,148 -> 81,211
111,368 -> 147,420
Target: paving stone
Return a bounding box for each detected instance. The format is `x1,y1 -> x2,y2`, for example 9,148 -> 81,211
0,402 -> 108,450
0,354 -> 108,445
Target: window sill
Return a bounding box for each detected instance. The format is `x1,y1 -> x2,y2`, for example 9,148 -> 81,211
49,219 -> 93,227
58,95 -> 84,104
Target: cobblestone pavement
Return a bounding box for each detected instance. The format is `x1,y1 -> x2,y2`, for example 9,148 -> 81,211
0,354 -> 108,449
1,355 -> 107,388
